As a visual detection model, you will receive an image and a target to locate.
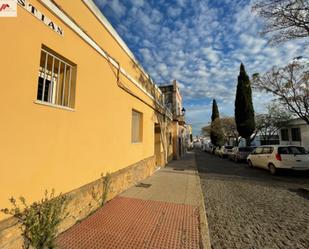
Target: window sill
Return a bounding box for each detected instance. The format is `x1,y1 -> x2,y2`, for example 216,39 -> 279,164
131,142 -> 143,144
34,100 -> 75,112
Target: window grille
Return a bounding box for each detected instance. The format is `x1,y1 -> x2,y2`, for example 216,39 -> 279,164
37,48 -> 76,108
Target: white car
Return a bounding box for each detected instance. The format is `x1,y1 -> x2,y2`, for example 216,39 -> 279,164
247,145 -> 309,175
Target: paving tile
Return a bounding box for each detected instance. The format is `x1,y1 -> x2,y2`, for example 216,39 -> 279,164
56,196 -> 200,249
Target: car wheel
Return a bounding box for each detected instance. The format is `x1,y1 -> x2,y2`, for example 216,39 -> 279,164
269,164 -> 276,175
234,156 -> 238,163
248,160 -> 253,168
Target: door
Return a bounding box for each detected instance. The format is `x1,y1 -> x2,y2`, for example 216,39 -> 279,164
154,124 -> 161,166
260,147 -> 273,169
250,147 -> 263,167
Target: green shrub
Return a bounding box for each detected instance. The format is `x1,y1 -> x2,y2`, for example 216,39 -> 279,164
92,172 -> 112,207
1,190 -> 69,249
101,172 -> 111,206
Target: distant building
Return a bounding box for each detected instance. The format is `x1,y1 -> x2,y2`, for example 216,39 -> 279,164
160,80 -> 187,159
185,124 -> 193,150
238,135 -> 279,147
279,118 -> 309,150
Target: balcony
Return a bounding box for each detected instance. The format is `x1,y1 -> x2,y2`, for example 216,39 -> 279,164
174,114 -> 185,125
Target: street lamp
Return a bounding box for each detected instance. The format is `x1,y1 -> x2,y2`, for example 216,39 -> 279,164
181,107 -> 186,116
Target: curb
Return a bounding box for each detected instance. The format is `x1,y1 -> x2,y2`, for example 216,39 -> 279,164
192,152 -> 212,249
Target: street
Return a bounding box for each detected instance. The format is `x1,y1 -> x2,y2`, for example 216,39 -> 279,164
196,150 -> 309,249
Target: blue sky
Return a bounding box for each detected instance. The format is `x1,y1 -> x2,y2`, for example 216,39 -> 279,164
94,0 -> 308,135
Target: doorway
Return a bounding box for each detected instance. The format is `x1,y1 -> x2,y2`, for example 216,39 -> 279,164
154,123 -> 161,166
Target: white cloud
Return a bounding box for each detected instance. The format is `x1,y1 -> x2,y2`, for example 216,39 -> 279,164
202,47 -> 220,64
109,0 -> 126,17
95,0 -> 308,134
167,6 -> 182,18
130,0 -> 144,7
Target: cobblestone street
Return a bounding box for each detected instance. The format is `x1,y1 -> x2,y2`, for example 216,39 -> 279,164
196,150 -> 309,249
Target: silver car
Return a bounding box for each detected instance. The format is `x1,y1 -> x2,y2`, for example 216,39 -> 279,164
229,147 -> 255,162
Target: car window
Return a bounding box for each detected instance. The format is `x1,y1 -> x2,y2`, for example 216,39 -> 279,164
278,147 -> 289,154
254,147 -> 263,154
289,146 -> 307,155
278,146 -> 307,155
239,147 -> 252,152
262,147 -> 274,154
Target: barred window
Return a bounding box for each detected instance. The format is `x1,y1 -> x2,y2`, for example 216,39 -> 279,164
37,47 -> 76,108
131,110 -> 143,143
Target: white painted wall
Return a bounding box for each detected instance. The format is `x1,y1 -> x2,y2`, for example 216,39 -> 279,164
279,119 -> 309,151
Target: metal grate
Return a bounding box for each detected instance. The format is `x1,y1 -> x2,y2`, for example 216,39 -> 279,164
135,183 -> 152,188
173,168 -> 185,171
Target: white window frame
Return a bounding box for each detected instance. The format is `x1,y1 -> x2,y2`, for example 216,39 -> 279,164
131,110 -> 143,143
36,48 -> 75,110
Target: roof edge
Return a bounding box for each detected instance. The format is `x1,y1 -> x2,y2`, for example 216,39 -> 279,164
82,0 -> 161,93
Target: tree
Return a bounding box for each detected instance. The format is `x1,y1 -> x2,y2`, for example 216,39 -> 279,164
211,99 -> 219,122
253,103 -> 291,144
235,63 -> 256,146
252,59 -> 309,124
202,117 -> 238,145
252,0 -> 309,45
220,117 -> 239,145
210,99 -> 225,146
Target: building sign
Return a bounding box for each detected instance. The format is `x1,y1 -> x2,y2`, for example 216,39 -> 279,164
17,0 -> 64,36
0,0 -> 17,17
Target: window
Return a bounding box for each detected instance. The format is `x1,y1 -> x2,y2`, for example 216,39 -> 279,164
131,110 -> 143,143
37,47 -> 76,108
262,147 -> 274,154
278,147 -> 289,154
254,147 -> 263,154
239,147 -> 254,152
280,129 -> 289,141
278,146 -> 307,155
169,133 -> 172,145
291,128 -> 301,141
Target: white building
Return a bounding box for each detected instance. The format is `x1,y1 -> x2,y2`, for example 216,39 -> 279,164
279,118 -> 309,151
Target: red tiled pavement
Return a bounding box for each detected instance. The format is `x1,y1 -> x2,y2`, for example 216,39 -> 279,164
56,197 -> 200,249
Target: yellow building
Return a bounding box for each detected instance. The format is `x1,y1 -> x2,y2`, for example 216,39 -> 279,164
159,80 -> 187,159
0,1 -> 173,247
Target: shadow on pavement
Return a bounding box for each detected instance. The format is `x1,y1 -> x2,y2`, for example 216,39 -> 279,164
288,188 -> 309,200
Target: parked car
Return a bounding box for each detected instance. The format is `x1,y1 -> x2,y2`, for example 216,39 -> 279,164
205,144 -> 215,153
214,146 -> 224,157
229,147 -> 255,162
222,146 -> 234,158
247,145 -> 309,175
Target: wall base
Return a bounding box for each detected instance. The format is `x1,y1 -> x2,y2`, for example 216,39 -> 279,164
0,155 -> 157,249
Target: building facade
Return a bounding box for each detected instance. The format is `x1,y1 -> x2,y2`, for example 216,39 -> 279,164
159,80 -> 187,159
0,1 -> 173,247
279,118 -> 309,151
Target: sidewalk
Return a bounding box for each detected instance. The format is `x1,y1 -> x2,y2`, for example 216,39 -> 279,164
56,151 -> 211,249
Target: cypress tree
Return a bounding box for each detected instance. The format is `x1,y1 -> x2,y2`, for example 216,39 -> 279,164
210,99 -> 224,146
235,63 -> 255,146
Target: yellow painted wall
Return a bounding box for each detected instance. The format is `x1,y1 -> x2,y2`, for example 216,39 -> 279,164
0,0 -> 166,219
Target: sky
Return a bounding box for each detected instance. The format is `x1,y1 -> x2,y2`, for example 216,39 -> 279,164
93,0 -> 308,135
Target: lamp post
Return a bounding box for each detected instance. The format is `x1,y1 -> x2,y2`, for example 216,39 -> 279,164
181,107 -> 186,116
